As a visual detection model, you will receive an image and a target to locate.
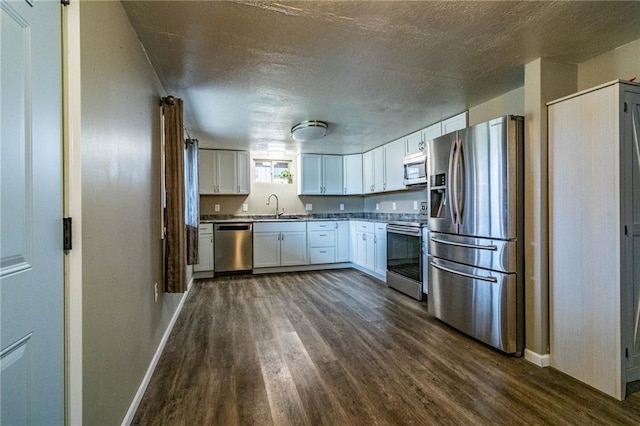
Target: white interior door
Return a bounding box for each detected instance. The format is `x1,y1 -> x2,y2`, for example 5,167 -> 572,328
1,0 -> 64,423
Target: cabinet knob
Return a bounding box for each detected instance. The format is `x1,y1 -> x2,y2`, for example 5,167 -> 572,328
344,187 -> 347,194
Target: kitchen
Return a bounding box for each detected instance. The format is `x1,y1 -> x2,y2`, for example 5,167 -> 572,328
24,1 -> 640,424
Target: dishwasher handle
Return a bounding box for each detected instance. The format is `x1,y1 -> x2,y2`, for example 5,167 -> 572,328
215,224 -> 252,232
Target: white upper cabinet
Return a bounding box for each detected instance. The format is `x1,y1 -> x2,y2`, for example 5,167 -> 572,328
422,121 -> 443,143
298,154 -> 343,195
383,138 -> 406,192
236,151 -> 250,194
216,150 -> 238,194
363,147 -> 384,194
405,129 -> 425,156
441,111 -> 468,135
199,149 -> 250,195
343,154 -> 363,195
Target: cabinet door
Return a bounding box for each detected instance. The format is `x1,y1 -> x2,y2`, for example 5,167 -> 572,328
194,233 -> 214,272
216,150 -> 238,194
198,149 -> 217,194
362,151 -> 375,194
422,122 -> 443,145
405,130 -> 424,156
355,231 -> 368,267
372,147 -> 385,193
253,232 -> 281,268
374,233 -> 387,277
441,111 -> 468,135
323,155 -> 343,195
343,154 -> 363,194
349,222 -> 358,263
281,231 -> 308,266
364,233 -> 376,270
384,139 -> 405,192
336,222 -> 350,262
299,154 -> 323,195
236,151 -> 250,194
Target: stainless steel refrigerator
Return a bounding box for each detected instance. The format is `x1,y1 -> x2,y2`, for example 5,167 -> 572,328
427,115 -> 524,355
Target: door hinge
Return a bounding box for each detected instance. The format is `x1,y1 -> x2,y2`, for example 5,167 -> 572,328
624,102 -> 628,113
63,217 -> 72,251
61,0 -> 70,5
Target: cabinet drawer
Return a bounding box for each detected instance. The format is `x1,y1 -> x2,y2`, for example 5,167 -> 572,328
199,223 -> 213,234
309,247 -> 336,264
355,221 -> 373,232
375,223 -> 387,234
307,221 -> 336,231
308,230 -> 335,248
254,221 -> 306,233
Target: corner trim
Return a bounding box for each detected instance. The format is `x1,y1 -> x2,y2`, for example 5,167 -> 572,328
524,349 -> 550,367
120,277 -> 193,425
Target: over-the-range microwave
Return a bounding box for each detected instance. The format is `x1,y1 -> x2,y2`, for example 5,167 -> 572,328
403,152 -> 428,186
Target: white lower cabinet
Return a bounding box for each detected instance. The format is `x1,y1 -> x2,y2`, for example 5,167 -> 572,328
194,223 -> 214,273
351,221 -> 386,280
253,222 -> 308,268
336,221 -> 350,262
307,221 -> 350,264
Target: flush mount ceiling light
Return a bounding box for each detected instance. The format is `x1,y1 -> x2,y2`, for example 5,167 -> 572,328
291,120 -> 328,142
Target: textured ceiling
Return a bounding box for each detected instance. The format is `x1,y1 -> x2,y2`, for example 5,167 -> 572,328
122,1 -> 640,154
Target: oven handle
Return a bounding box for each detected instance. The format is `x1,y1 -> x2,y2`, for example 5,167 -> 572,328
430,237 -> 497,251
386,225 -> 421,237
431,262 -> 498,283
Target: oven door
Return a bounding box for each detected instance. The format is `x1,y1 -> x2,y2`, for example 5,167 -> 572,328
387,225 -> 422,300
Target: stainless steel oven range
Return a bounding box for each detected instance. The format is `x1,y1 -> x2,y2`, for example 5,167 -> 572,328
386,222 -> 428,301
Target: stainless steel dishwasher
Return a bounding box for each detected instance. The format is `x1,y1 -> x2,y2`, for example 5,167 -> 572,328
214,223 -> 253,272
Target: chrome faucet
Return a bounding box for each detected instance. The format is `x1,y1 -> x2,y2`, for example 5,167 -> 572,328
266,194 -> 283,217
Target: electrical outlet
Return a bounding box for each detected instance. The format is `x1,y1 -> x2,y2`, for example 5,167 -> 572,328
413,201 -> 418,210
154,282 -> 158,303
242,203 -> 248,212
375,203 -> 380,211
392,202 -> 397,210
305,203 -> 312,211
339,203 -> 344,211
214,204 -> 220,212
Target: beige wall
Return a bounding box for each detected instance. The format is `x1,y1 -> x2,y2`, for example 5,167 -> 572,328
80,2 -> 182,424
578,38 -> 640,91
200,151 -> 365,215
468,87 -> 525,126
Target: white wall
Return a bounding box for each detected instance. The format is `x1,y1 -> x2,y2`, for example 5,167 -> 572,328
80,2 -> 182,424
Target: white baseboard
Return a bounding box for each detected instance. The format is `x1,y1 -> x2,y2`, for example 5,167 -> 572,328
121,277 -> 193,425
524,349 -> 550,367
252,262 -> 351,275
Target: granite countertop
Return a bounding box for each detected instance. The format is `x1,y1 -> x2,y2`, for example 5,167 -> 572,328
200,213 -> 425,224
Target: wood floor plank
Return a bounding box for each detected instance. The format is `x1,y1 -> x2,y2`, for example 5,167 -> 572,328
133,270 -> 640,425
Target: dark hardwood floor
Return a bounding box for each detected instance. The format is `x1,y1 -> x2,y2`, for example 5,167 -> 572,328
133,269 -> 640,425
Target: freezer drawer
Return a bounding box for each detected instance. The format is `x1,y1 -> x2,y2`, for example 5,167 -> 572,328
429,232 -> 516,273
428,256 -> 520,354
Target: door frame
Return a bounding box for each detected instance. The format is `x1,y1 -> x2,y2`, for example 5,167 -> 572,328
62,2 -> 82,424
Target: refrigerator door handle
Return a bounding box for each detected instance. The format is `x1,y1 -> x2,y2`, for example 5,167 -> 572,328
431,261 -> 498,283
447,139 -> 458,224
430,237 -> 498,251
457,140 -> 466,223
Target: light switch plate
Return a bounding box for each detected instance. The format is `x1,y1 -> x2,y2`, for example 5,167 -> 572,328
305,203 -> 312,211
214,204 -> 220,212
339,203 -> 344,211
413,201 -> 418,210
375,203 -> 380,211
392,202 -> 397,210
242,203 -> 248,212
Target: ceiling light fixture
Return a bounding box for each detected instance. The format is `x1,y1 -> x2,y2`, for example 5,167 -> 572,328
291,120 -> 328,142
